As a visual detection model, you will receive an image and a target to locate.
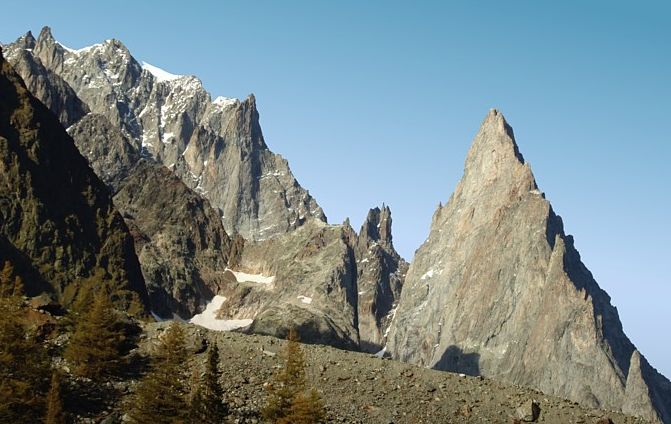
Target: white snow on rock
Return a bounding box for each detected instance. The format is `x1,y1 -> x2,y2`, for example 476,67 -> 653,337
226,268 -> 275,285
142,61 -> 182,82
189,295 -> 253,331
420,269 -> 435,281
213,96 -> 238,109
297,295 -> 313,304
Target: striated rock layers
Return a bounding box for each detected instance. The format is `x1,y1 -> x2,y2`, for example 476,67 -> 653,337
386,110 -> 671,423
5,26 -> 325,241
0,46 -> 148,310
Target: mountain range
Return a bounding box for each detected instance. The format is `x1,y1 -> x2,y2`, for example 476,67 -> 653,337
1,27 -> 669,423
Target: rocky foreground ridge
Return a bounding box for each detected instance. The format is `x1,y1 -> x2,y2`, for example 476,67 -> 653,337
386,110 -> 671,423
120,322 -> 652,424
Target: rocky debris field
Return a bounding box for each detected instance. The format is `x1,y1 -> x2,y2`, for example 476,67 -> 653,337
132,323 -> 651,424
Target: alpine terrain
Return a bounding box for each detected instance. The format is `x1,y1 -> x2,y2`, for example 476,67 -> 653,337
386,109 -> 671,423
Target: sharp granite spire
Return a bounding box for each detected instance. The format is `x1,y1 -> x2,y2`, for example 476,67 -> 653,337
386,110 -> 671,423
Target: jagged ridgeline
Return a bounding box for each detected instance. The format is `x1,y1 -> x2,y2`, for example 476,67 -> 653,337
1,27 -> 408,349
386,110 -> 671,423
0,46 -> 148,311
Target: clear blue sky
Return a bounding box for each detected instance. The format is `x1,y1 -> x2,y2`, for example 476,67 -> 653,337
2,1 -> 669,377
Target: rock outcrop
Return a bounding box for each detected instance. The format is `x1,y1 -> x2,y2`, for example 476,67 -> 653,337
6,27 -> 326,241
386,109 -> 671,423
1,31 -> 88,128
354,206 -> 407,352
113,160 -> 233,319
0,46 -> 148,310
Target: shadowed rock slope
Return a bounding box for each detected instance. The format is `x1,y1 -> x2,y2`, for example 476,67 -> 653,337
386,110 -> 671,423
0,46 -> 148,310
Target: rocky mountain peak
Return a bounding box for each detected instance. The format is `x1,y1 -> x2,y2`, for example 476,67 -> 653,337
15,31 -> 36,50
453,109 -> 537,215
37,26 -> 55,43
387,109 -> 671,423
359,205 -> 393,248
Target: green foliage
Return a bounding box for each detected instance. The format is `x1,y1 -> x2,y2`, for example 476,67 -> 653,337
263,329 -> 326,423
188,342 -> 228,423
128,323 -> 189,424
64,290 -> 129,378
0,260 -> 50,422
45,371 -> 66,424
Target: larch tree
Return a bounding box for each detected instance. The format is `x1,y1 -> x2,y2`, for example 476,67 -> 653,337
0,260 -> 49,422
189,342 -> 228,423
45,371 -> 66,424
64,289 -> 128,378
262,329 -> 326,423
128,322 -> 189,424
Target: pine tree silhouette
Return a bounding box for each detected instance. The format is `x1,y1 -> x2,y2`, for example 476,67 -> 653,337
64,290 -> 128,378
128,323 -> 189,424
188,342 -> 228,423
262,329 -> 326,423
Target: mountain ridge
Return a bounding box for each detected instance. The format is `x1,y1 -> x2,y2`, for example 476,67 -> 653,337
386,110 -> 671,423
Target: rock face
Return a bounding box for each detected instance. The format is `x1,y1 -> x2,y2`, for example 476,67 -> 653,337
219,220 -> 360,349
386,109 -> 671,423
0,46 -> 148,310
354,206 -> 407,352
1,31 -> 89,128
113,161 -> 234,319
2,28 -> 407,349
6,27 -> 326,241
67,113 -> 140,192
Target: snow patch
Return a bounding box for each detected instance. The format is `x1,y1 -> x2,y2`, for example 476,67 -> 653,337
375,346 -> 387,358
420,269 -> 435,281
297,295 -> 312,305
142,61 -> 182,82
226,269 -> 275,285
213,96 -> 238,109
189,295 -> 253,331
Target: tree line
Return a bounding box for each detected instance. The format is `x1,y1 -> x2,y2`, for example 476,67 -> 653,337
0,260 -> 325,423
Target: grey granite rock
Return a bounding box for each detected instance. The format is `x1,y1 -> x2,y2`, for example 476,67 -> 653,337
386,109 -> 671,422
355,206 -> 408,353
11,26 -> 325,241
2,31 -> 89,128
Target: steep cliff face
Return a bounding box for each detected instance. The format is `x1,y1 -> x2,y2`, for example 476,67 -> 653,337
354,206 -> 407,352
2,31 -> 89,128
2,27 -> 413,354
0,46 -> 148,310
10,26 -> 326,241
386,109 -> 671,423
113,161 -> 233,319
216,220 -> 360,349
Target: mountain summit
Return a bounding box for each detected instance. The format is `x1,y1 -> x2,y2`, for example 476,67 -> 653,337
386,110 -> 671,423
6,26 -> 325,242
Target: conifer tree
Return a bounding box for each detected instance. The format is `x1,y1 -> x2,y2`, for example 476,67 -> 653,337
64,290 -> 128,378
280,388 -> 326,424
45,371 -> 66,424
262,329 -> 326,423
0,260 -> 49,422
128,323 -> 189,424
189,342 -> 228,423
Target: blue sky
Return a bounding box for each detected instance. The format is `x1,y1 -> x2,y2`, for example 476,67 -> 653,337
2,1 -> 669,377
